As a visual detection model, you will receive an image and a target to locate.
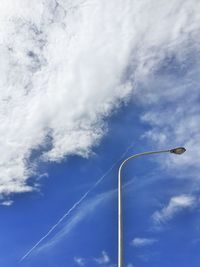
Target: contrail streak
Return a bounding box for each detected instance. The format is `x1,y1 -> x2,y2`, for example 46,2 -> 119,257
20,141 -> 134,262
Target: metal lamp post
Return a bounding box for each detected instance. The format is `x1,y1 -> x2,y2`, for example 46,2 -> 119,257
118,147 -> 186,267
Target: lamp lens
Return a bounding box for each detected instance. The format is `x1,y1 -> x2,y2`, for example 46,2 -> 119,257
170,147 -> 186,154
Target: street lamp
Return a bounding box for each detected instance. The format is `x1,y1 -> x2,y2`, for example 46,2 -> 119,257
118,147 -> 186,267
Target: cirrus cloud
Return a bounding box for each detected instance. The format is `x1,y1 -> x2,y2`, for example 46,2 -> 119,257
131,237 -> 157,247
152,195 -> 196,226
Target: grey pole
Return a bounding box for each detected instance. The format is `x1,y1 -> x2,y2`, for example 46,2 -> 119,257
118,147 -> 186,267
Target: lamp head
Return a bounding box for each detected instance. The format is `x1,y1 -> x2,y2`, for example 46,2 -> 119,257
170,147 -> 186,155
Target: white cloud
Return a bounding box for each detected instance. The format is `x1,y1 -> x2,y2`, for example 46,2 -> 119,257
131,238 -> 157,247
139,77 -> 200,175
94,251 -> 110,265
0,194 -> 14,206
138,45 -> 200,177
152,195 -> 195,225
0,200 -> 14,206
74,251 -> 115,267
74,257 -> 86,267
0,0 -> 199,197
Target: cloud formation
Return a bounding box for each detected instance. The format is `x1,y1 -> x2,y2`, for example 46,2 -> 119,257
20,141 -> 134,261
140,68 -> 200,175
152,195 -> 195,226
94,251 -> 110,265
131,237 -> 157,247
74,256 -> 86,267
74,251 -> 116,267
0,0 -> 199,196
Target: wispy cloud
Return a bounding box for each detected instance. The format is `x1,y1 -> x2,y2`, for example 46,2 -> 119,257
139,49 -> 200,178
152,195 -> 196,226
94,251 -> 110,265
37,190 -> 115,252
21,174 -> 135,262
0,200 -> 14,206
20,189 -> 115,260
131,237 -> 157,247
74,256 -> 86,267
20,141 -> 134,262
74,251 -> 116,267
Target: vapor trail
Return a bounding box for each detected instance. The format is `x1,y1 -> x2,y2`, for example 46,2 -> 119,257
20,141 -> 134,262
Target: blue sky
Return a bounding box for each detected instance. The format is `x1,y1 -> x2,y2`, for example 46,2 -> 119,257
0,1 -> 200,267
